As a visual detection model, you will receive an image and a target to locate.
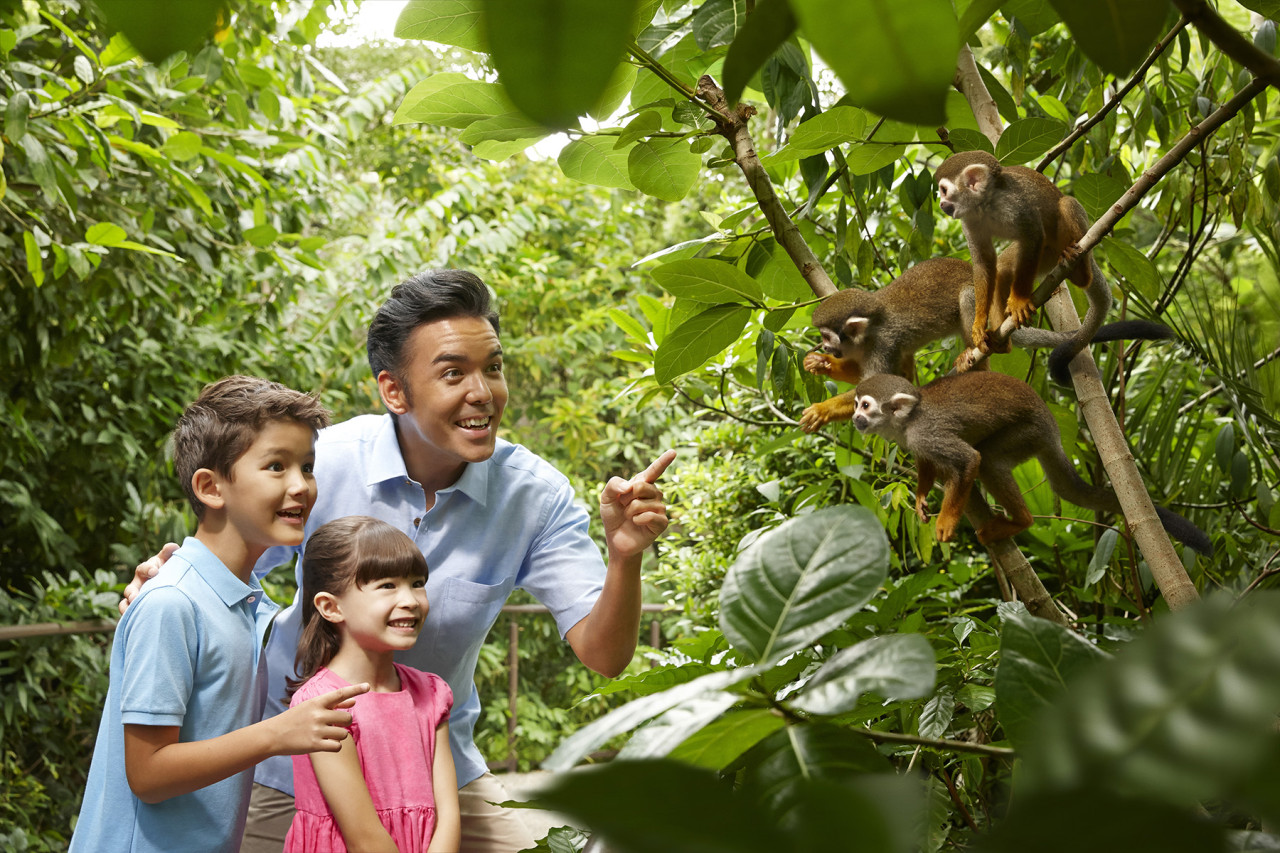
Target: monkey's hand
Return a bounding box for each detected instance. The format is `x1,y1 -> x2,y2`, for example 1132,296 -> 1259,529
1061,242 -> 1085,266
954,348 -> 982,373
1001,295 -> 1036,332
914,494 -> 930,523
935,517 -> 958,542
979,328 -> 1013,354
803,351 -> 835,376
798,396 -> 855,432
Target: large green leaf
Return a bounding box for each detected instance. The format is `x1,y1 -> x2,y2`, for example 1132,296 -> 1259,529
770,105 -> 868,162
484,0 -> 638,129
1046,0 -> 1169,76
529,759 -> 790,853
791,634 -> 936,715
668,708 -> 788,769
1101,236 -> 1162,303
558,135 -> 636,190
723,0 -> 797,106
94,0 -> 224,62
993,117 -> 1067,165
719,505 -> 890,663
394,0 -> 486,51
617,691 -> 741,759
392,73 -> 510,128
993,604 -> 1107,749
627,138 -> 701,202
790,0 -> 956,125
543,665 -> 761,771
649,258 -> 764,304
653,305 -> 750,384
1020,592 -> 1280,816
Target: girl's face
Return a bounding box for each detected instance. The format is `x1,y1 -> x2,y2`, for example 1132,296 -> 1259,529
322,574 -> 429,654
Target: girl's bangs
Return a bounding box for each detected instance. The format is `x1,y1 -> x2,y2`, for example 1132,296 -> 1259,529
352,527 -> 429,585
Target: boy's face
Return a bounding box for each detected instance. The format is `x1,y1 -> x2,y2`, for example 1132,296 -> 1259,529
216,420 -> 317,551
377,315 -> 508,482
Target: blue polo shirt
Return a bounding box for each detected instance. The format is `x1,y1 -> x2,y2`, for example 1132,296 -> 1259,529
71,538 -> 278,853
253,414 -> 605,794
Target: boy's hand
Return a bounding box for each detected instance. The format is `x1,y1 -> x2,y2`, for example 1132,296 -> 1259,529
273,683 -> 370,755
119,542 -> 180,615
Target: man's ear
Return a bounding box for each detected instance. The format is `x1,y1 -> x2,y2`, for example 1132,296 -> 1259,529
377,370 -> 409,416
314,591 -> 344,624
191,469 -> 225,511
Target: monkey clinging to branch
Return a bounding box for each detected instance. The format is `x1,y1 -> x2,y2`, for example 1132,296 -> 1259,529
935,150 -> 1148,379
850,371 -> 1213,555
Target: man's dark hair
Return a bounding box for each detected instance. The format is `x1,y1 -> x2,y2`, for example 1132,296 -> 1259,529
366,269 -> 501,383
172,376 -> 330,520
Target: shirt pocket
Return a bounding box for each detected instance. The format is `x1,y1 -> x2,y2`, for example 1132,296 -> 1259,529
417,575 -> 512,670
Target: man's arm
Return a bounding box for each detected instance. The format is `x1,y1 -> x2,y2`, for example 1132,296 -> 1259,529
566,450 -> 675,677
123,682 -> 368,803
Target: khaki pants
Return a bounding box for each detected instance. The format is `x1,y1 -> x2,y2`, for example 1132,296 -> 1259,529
241,775 -> 537,853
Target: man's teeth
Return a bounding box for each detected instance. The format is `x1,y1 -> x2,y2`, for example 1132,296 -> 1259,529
459,417 -> 489,428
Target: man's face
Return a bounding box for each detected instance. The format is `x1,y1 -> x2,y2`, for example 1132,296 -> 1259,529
378,315 -> 508,485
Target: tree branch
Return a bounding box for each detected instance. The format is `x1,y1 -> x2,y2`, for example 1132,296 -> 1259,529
1171,0 -> 1280,88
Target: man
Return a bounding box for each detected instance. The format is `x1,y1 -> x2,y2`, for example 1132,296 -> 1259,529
126,270 -> 674,852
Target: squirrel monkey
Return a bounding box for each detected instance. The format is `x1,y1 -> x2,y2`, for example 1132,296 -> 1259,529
798,258 -> 1172,431
849,371 -> 1212,554
935,150 -> 1111,374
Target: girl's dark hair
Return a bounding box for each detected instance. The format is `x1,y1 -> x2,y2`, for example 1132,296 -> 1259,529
365,268 -> 500,386
287,515 -> 429,696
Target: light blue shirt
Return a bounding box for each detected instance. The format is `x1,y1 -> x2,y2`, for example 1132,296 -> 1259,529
71,538 -> 278,853
254,414 -> 604,793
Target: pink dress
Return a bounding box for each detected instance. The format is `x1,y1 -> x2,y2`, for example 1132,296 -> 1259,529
284,664 -> 453,853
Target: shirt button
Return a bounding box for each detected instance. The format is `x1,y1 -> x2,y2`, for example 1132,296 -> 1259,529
413,517 -> 422,527
247,595 -> 256,603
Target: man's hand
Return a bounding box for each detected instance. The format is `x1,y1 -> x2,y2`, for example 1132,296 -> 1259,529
599,450 -> 676,560
119,542 -> 179,615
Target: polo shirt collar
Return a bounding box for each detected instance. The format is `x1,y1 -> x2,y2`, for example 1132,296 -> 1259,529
365,414 -> 491,506
180,537 -> 262,607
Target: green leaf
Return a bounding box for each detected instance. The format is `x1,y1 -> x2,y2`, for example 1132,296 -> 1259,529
162,131 -> 203,162
530,760 -> 790,852
558,135 -> 636,190
724,0 -> 797,106
1020,593 -> 1280,813
918,691 -> 955,739
590,61 -> 639,122
19,135 -> 60,204
844,141 -> 905,176
99,32 -> 139,66
394,0 -> 486,50
719,505 -> 890,663
653,305 -> 750,383
458,112 -> 548,145
1085,527 -> 1118,586
23,231 -> 44,287
1215,423 -> 1236,473
958,0 -> 1004,42
1239,0 -> 1280,18
1072,173 -> 1128,222
94,0 -> 224,63
994,604 -> 1107,749
947,127 -> 995,155
790,0 -> 956,125
668,709 -> 787,770
650,258 -> 764,304
6,90 -> 29,144
609,308 -> 650,344
116,241 -> 183,261
773,105 -> 868,161
628,138 -> 700,202
1231,450 -> 1252,501
484,0 -> 638,129
1101,237 -> 1161,302
243,225 -> 279,247
993,117 -> 1067,165
393,73 -> 511,128
791,634 -> 937,715
543,666 -> 761,771
746,239 -> 812,301
617,691 -> 741,759
616,110 -> 662,148
1045,0 -> 1169,77
85,223 -> 127,247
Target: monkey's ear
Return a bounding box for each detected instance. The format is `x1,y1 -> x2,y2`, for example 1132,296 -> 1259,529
887,392 -> 918,419
961,163 -> 991,192
843,316 -> 870,340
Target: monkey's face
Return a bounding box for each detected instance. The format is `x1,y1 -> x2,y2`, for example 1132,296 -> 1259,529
852,393 -> 886,434
936,164 -> 990,219
819,327 -> 843,356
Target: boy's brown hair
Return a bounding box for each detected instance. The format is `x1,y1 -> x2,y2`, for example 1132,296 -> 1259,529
172,376 -> 330,519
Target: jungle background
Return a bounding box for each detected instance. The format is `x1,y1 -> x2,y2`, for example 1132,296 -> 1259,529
2,0 -> 1280,851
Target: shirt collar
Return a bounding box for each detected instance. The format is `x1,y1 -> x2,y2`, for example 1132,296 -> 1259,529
364,414 -> 491,506
180,536 -> 264,607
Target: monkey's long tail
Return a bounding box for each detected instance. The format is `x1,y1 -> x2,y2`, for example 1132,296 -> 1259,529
1047,319 -> 1174,385
1039,443 -> 1214,555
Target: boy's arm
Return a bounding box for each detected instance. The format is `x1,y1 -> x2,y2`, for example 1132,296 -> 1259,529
427,722 -> 461,853
309,735 -> 400,853
123,682 -> 368,804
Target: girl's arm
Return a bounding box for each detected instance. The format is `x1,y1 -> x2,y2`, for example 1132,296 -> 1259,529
310,736 -> 399,853
123,682 -> 368,803
427,722 -> 461,853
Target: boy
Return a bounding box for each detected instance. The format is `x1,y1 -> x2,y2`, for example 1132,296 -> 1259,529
71,376 -> 369,853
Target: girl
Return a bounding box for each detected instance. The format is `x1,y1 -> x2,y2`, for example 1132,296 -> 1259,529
284,515 -> 460,853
